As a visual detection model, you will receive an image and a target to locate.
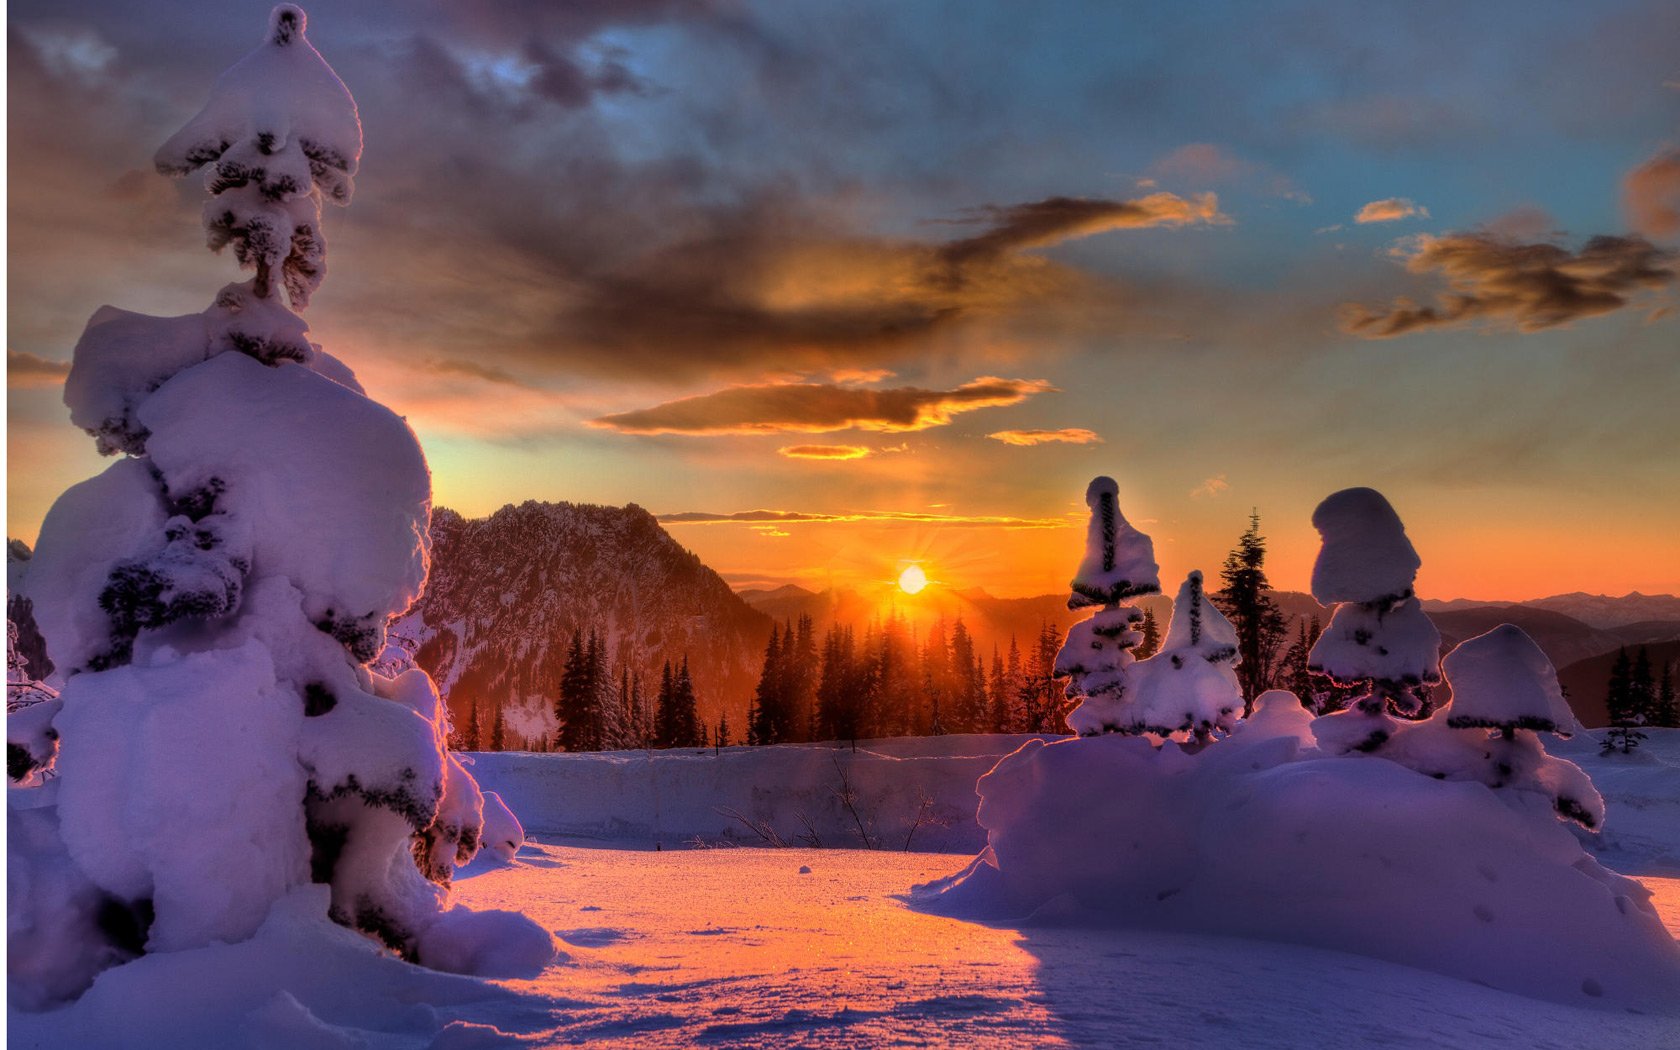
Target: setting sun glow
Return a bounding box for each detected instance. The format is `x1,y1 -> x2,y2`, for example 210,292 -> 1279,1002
898,564 -> 929,595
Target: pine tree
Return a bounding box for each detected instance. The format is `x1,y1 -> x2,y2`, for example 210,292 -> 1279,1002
1656,662 -> 1678,729
1213,511 -> 1290,711
463,698 -> 483,751
1630,648 -> 1656,727
788,614 -> 818,742
1605,648 -> 1635,726
675,656 -> 701,747
749,624 -> 786,745
717,710 -> 732,749
658,658 -> 678,749
490,702 -> 506,752
1136,609 -> 1161,659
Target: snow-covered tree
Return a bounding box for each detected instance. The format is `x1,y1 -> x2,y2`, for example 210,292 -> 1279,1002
1058,477 -> 1162,735
9,7 -> 551,1007
1439,625 -> 1603,829
1306,487 -> 1441,753
1121,571 -> 1244,740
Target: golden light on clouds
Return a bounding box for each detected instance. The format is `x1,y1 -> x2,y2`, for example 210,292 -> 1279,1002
778,444 -> 871,460
987,428 -> 1101,446
1354,197 -> 1429,224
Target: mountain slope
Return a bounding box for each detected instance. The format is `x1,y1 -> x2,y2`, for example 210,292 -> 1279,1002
402,502 -> 770,742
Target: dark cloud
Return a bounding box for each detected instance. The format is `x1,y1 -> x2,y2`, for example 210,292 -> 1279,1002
1342,232 -> 1677,338
589,377 -> 1053,435
7,350 -> 72,387
938,193 -> 1227,266
1625,147 -> 1680,240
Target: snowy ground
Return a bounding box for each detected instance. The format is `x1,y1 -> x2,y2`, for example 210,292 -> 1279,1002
441,841 -> 1680,1049
11,732 -> 1680,1048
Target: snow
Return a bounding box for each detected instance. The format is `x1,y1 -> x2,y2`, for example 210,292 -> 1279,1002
1309,596 -> 1442,690
1309,487 -> 1422,604
922,718 -> 1680,1010
22,457 -> 170,674
1443,624 -> 1579,733
1067,476 -> 1159,608
10,733 -> 1680,1047
140,351 -> 432,659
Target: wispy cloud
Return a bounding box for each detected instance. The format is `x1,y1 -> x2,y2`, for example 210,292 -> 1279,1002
1342,231 -> 1676,337
1624,147 -> 1680,239
1354,197 -> 1429,224
659,508 -> 1069,529
1190,474 -> 1229,499
987,427 -> 1102,446
778,444 -> 871,460
1149,143 -> 1311,203
7,350 -> 71,388
590,377 -> 1053,435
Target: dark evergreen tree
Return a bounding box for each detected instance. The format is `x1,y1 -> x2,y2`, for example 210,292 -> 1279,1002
717,710 -> 731,749
1213,511 -> 1289,711
987,646 -> 1007,732
1017,621 -> 1065,733
489,702 -> 506,752
1656,662 -> 1678,729
654,659 -> 677,749
674,656 -> 701,747
749,624 -> 788,745
1630,647 -> 1656,726
788,614 -> 818,742
1605,648 -> 1636,726
1135,608 -> 1161,659
465,698 -> 483,751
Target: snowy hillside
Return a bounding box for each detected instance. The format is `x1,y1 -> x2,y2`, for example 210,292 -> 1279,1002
400,502 -> 771,740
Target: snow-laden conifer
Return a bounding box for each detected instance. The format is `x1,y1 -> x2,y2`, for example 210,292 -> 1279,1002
1306,487 -> 1441,753
9,7 -> 551,1007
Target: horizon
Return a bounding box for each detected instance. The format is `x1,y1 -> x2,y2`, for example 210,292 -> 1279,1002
9,0 -> 1680,603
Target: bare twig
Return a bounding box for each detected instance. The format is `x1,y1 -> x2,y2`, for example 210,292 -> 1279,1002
715,806 -> 785,847
831,752 -> 878,850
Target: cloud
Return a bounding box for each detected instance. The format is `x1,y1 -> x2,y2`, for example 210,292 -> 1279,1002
1342,231 -> 1677,338
778,444 -> 871,460
659,508 -> 1068,528
589,376 -> 1053,435
562,191 -> 1226,382
749,525 -> 791,537
1149,143 -> 1311,203
829,367 -> 895,384
1190,474 -> 1229,499
1624,147 -> 1680,239
1354,197 -> 1429,224
7,350 -> 71,388
987,428 -> 1102,446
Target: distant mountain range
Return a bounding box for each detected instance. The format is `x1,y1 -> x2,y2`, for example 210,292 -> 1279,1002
8,508 -> 1677,734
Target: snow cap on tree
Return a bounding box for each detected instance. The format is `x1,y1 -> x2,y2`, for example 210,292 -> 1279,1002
1159,570 -> 1238,663
1443,625 -> 1578,736
154,4 -> 362,307
1309,487 -> 1421,605
1069,476 -> 1160,609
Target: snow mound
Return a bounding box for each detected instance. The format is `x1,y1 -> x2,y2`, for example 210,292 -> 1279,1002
920,721 -> 1680,1009
1444,624 -> 1579,734
1309,487 -> 1421,604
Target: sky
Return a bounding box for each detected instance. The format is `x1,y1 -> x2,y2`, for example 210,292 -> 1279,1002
7,0 -> 1680,600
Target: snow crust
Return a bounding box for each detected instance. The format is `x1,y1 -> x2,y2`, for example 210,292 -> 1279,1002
923,716 -> 1680,1009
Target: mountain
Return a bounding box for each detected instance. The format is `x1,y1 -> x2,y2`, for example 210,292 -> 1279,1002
1556,641 -> 1680,729
401,502 -> 770,743
1428,606 -> 1630,673
1422,592 -> 1680,630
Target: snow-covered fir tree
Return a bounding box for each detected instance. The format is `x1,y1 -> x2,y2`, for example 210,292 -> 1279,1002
1306,487 -> 1441,753
1057,477 -> 1162,736
1435,625 -> 1603,829
1119,571 -> 1244,741
8,7 -> 549,1007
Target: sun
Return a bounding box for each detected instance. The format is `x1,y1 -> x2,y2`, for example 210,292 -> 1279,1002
898,564 -> 929,595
